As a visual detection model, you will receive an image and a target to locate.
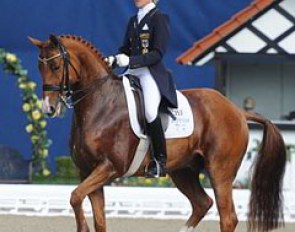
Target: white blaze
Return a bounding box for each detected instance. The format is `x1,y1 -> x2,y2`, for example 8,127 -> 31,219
42,96 -> 51,114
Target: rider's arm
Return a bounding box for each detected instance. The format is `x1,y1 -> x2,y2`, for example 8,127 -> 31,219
118,18 -> 134,56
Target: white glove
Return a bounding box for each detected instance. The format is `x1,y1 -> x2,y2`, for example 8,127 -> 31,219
104,56 -> 116,67
115,54 -> 130,67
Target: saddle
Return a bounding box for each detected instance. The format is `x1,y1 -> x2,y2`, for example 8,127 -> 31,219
126,74 -> 175,134
126,74 -> 147,134
122,75 -> 194,177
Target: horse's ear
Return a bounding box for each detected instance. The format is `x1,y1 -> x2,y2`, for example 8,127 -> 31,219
28,36 -> 43,48
49,34 -> 60,47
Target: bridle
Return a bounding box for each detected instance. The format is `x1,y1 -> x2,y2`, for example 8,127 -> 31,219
38,35 -> 111,108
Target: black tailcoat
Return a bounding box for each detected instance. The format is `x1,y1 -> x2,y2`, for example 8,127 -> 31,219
119,8 -> 178,108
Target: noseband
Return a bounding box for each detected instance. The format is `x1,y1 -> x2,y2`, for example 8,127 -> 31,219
38,36 -> 110,108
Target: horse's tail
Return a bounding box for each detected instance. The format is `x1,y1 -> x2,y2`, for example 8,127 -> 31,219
245,112 -> 286,231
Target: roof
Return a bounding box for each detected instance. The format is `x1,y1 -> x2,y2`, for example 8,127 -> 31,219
177,0 -> 292,65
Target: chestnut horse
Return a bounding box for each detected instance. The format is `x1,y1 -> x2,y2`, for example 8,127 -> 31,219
29,35 -> 286,232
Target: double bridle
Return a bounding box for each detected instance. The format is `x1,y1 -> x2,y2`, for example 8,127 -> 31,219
38,36 -> 110,108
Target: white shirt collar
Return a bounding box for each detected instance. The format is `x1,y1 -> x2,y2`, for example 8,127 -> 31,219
137,2 -> 156,23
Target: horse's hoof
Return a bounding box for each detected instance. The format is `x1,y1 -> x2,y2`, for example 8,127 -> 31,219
179,226 -> 195,232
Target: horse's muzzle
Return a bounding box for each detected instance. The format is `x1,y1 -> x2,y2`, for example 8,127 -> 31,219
42,96 -> 61,117
45,106 -> 56,117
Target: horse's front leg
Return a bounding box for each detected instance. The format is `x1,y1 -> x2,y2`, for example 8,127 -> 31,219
88,188 -> 106,232
70,159 -> 116,232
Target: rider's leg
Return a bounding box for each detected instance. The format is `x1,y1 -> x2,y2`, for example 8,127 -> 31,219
134,68 -> 167,177
146,115 -> 167,177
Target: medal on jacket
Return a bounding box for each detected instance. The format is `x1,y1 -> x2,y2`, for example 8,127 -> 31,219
140,33 -> 150,54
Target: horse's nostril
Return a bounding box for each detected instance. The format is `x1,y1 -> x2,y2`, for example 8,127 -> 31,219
50,106 -> 55,114
46,106 -> 56,117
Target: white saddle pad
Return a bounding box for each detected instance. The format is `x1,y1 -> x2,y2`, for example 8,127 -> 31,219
122,76 -> 194,139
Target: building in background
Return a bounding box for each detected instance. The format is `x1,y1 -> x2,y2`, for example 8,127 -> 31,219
178,0 -> 295,189
178,0 -> 295,121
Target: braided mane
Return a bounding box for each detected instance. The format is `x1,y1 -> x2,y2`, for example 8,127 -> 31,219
60,34 -> 111,72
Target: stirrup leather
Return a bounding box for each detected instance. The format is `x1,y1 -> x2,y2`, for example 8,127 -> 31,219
145,159 -> 165,178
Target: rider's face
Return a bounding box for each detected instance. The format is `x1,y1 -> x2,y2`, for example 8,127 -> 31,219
134,0 -> 153,9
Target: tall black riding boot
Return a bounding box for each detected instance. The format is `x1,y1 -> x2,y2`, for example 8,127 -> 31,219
145,115 -> 167,178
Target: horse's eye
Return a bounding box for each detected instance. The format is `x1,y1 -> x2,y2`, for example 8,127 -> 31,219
49,62 -> 60,71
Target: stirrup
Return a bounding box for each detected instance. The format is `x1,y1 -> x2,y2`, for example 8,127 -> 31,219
145,160 -> 166,178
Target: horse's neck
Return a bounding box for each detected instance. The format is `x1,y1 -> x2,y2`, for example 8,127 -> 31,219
74,76 -> 126,127
77,50 -> 109,86
69,41 -> 126,127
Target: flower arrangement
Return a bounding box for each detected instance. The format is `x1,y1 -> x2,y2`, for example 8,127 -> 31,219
0,49 -> 51,177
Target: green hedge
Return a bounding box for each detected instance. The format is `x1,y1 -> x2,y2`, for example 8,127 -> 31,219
55,156 -> 79,178
33,155 -> 213,187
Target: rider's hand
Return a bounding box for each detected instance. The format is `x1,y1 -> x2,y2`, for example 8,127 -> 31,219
115,54 -> 129,67
104,56 -> 116,68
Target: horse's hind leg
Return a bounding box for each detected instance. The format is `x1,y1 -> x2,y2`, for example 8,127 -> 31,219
170,167 -> 213,231
209,171 -> 238,232
208,153 -> 241,232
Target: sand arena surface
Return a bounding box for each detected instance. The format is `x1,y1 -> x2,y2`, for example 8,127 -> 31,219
0,215 -> 294,232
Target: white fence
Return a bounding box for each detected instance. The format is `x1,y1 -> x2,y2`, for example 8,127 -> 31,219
0,184 -> 294,222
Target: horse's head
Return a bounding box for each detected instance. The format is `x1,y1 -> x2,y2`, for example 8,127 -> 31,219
29,34 -> 81,117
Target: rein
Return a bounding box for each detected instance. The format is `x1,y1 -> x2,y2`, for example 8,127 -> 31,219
59,75 -> 111,108
39,36 -> 111,108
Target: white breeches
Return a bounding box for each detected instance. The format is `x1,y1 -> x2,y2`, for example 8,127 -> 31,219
126,67 -> 161,123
